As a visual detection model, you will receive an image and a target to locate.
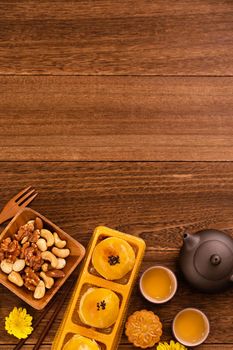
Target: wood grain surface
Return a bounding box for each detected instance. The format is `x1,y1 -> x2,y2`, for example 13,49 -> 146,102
0,162 -> 233,349
0,0 -> 233,349
0,1 -> 233,75
1,76 -> 233,161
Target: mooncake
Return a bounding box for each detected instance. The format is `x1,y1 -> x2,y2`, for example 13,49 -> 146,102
125,310 -> 162,348
92,237 -> 135,280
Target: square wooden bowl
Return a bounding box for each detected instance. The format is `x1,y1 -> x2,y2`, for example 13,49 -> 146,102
0,208 -> 86,310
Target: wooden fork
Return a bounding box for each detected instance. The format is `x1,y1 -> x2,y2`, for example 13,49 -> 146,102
0,186 -> 38,225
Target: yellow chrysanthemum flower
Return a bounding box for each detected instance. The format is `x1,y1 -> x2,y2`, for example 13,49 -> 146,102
157,340 -> 187,350
5,307 -> 33,339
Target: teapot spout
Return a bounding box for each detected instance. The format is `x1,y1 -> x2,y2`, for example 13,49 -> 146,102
183,233 -> 200,250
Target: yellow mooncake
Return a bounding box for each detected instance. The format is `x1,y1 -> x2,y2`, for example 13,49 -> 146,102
79,287 -> 120,328
62,334 -> 100,350
92,237 -> 135,280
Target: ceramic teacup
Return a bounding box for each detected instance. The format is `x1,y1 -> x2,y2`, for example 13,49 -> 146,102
172,308 -> 210,347
139,265 -> 177,304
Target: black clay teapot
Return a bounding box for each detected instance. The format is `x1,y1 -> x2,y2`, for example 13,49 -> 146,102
179,229 -> 233,292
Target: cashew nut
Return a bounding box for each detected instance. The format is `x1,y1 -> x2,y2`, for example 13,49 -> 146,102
1,260 -> 13,274
40,271 -> 54,289
8,271 -> 24,287
40,229 -> 54,247
52,247 -> 70,258
53,232 -> 66,249
46,269 -> 65,278
41,251 -> 58,268
34,280 -> 46,299
42,263 -> 49,272
35,217 -> 43,230
37,238 -> 47,252
56,258 -> 66,269
13,259 -> 25,272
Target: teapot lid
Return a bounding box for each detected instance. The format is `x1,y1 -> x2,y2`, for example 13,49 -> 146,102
194,240 -> 233,281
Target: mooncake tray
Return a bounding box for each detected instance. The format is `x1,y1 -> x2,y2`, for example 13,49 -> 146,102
52,226 -> 146,350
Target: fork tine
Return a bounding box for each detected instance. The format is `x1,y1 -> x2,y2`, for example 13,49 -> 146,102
16,189 -> 36,205
19,192 -> 38,208
11,186 -> 32,202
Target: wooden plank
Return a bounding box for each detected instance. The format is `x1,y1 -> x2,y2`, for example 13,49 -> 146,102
0,162 -> 233,346
1,76 -> 233,161
0,1 -> 232,75
0,161 -> 233,250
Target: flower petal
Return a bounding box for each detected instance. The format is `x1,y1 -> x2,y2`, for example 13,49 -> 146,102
5,307 -> 33,340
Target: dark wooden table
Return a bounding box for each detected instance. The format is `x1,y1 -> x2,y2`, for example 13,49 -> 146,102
0,1 -> 233,349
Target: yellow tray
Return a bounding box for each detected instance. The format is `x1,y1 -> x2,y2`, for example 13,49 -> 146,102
52,226 -> 146,350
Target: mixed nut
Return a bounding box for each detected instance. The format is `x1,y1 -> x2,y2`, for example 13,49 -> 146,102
0,217 -> 70,299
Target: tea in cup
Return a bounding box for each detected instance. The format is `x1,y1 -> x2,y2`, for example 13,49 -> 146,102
173,308 -> 210,347
140,266 -> 177,303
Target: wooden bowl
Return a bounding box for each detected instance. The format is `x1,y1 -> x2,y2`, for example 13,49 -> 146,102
0,208 -> 86,310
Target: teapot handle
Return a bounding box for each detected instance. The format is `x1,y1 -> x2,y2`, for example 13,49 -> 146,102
230,275 -> 233,283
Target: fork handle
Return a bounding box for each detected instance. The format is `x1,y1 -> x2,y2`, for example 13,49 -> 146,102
0,211 -> 13,241
0,212 -> 12,225
0,205 -> 17,225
